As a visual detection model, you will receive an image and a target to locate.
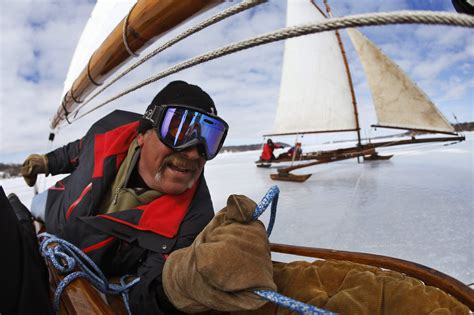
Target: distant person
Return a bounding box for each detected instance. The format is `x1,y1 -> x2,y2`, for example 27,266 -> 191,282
277,142 -> 303,160
2,81 -> 276,314
259,139 -> 283,161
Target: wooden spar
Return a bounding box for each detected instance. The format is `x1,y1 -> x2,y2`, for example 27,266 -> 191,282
322,0 -> 362,148
270,243 -> 474,309
51,0 -> 222,130
47,260 -> 114,314
371,124 -> 460,136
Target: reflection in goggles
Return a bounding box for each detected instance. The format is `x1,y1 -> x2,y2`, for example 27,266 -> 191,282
159,107 -> 227,160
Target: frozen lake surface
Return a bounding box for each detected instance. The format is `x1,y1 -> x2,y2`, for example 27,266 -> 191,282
1,133 -> 472,285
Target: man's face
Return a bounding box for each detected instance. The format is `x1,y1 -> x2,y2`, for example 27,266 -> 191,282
137,130 -> 206,194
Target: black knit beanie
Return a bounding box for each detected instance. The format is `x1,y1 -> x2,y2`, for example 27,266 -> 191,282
137,80 -> 217,134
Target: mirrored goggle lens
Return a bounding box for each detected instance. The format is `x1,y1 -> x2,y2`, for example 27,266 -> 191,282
159,107 -> 227,159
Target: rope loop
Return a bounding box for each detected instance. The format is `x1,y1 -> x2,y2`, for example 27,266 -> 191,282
122,2 -> 139,57
39,233 -> 139,314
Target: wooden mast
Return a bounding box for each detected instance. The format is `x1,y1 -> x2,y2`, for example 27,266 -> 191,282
321,0 -> 362,148
51,0 -> 222,129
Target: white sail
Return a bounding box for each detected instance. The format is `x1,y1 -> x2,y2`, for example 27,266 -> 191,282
272,0 -> 357,135
347,28 -> 455,133
61,0 -> 136,98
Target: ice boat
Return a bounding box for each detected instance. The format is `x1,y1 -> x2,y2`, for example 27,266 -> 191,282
257,0 -> 465,182
30,0 -> 474,313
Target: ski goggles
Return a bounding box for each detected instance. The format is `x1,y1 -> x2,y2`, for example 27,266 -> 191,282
144,104 -> 229,160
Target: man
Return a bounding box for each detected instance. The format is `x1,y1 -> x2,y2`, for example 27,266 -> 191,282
277,142 -> 302,160
13,81 -> 275,314
259,138 -> 283,161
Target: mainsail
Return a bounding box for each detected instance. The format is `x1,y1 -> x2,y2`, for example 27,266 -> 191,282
272,0 -> 456,137
346,28 -> 455,134
271,1 -> 358,136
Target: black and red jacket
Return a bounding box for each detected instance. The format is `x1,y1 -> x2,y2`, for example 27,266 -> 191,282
44,110 -> 214,314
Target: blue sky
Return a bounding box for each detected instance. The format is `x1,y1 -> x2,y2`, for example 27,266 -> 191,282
0,0 -> 472,163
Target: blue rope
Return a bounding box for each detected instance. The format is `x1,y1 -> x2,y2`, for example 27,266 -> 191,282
39,233 -> 139,314
252,185 -> 279,236
254,290 -> 337,315
251,187 -> 337,315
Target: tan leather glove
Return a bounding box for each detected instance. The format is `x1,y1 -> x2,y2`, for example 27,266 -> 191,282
21,154 -> 48,187
163,194 -> 277,313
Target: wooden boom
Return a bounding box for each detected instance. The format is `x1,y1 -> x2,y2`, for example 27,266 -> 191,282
270,243 -> 474,310
51,0 -> 222,129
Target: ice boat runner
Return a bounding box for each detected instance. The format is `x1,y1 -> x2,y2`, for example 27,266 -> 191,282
256,0 -> 465,182
11,0 -> 474,313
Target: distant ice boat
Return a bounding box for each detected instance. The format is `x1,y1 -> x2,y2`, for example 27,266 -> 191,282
259,0 -> 465,181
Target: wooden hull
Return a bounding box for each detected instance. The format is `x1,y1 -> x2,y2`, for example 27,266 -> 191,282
271,243 -> 474,310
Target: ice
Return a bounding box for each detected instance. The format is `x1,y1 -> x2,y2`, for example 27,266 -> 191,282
1,133 -> 472,285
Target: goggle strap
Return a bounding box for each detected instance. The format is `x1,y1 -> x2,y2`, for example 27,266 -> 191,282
143,105 -> 160,126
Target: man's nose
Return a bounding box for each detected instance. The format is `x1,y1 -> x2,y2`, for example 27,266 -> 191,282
180,145 -> 201,160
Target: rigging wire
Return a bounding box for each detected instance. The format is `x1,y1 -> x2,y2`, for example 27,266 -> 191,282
68,0 -> 265,122
57,11 -> 474,129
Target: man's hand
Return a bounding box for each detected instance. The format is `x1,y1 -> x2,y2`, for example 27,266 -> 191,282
21,154 -> 48,187
163,195 -> 276,313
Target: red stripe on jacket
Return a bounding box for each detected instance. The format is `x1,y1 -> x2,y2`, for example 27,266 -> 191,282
93,121 -> 139,178
82,236 -> 116,253
65,183 -> 92,219
99,181 -> 199,238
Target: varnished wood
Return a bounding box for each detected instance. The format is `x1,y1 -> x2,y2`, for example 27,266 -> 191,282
270,243 -> 474,310
52,0 -> 222,129
47,261 -> 114,315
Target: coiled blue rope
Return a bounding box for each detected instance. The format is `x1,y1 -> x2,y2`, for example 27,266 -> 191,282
252,186 -> 337,315
39,232 -> 139,314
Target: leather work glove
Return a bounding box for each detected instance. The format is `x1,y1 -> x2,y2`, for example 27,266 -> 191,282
163,195 -> 277,313
21,154 -> 49,187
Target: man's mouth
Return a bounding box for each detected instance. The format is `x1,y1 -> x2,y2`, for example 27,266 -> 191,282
167,162 -> 193,173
